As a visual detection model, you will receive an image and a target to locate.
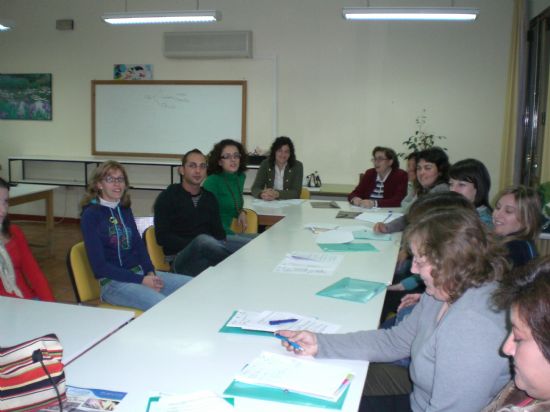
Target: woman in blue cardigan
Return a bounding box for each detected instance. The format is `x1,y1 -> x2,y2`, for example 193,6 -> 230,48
80,161 -> 191,311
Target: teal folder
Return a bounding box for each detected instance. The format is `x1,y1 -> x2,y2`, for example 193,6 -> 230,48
318,242 -> 378,252
223,379 -> 350,410
316,277 -> 387,303
218,311 -> 272,337
352,230 -> 392,241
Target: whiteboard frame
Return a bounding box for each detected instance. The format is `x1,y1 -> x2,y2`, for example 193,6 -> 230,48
91,80 -> 247,158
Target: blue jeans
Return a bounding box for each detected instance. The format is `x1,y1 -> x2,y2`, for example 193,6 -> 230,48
100,271 -> 192,311
172,234 -> 243,276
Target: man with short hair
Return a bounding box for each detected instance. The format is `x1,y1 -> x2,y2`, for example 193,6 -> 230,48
154,149 -> 239,276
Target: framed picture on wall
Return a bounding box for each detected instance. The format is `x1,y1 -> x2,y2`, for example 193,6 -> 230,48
114,64 -> 153,80
0,73 -> 52,120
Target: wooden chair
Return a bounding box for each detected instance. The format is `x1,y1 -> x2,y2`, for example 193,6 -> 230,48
230,208 -> 258,234
300,187 -> 311,199
66,242 -> 142,316
143,226 -> 171,271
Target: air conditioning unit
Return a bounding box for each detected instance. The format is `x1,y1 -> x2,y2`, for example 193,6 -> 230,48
164,31 -> 253,59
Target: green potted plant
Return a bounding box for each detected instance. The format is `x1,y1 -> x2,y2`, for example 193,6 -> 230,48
399,109 -> 446,158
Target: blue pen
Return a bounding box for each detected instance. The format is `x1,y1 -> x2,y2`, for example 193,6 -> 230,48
274,333 -> 304,351
382,211 -> 393,223
269,318 -> 298,325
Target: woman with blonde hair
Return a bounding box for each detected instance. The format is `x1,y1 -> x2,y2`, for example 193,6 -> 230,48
492,185 -> 541,267
279,206 -> 510,412
80,161 -> 191,311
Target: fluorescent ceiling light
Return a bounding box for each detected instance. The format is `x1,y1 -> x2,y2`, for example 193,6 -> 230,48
342,7 -> 479,21
102,10 -> 221,25
0,19 -> 15,31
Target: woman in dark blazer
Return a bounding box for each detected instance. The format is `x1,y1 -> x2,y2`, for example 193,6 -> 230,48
251,136 -> 304,200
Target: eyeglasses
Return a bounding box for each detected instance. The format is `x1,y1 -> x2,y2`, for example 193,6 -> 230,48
220,153 -> 241,160
103,176 -> 126,184
371,157 -> 388,163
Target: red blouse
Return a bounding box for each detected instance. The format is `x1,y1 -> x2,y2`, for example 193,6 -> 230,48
1,224 -> 55,301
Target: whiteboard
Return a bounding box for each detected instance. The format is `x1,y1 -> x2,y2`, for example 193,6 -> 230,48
92,80 -> 246,158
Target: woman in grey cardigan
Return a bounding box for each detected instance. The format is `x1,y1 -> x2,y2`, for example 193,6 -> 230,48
374,146 -> 450,234
251,136 -> 303,200
279,207 -> 511,412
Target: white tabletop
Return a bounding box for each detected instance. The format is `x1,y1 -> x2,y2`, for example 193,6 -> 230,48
9,183 -> 60,198
65,201 -> 401,411
0,297 -> 134,364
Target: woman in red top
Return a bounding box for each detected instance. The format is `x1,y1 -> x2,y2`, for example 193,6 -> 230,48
348,146 -> 408,208
0,177 -> 55,301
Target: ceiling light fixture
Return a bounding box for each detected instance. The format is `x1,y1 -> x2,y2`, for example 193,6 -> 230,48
342,7 -> 479,22
0,19 -> 15,31
101,10 -> 221,25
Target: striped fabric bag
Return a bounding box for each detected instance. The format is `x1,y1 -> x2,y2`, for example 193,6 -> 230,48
0,334 -> 66,412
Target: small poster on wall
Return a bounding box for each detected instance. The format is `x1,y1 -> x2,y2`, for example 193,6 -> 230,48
0,73 -> 52,120
114,64 -> 153,80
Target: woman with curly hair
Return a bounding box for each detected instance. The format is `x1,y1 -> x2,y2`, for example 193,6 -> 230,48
204,139 -> 253,239
279,206 -> 511,412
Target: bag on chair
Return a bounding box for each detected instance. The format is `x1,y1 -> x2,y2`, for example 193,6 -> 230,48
0,333 -> 66,412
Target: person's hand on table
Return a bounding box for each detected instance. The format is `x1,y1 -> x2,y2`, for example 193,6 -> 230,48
373,222 -> 389,233
359,199 -> 375,208
397,293 -> 421,312
260,189 -> 278,201
277,330 -> 319,356
350,197 -> 362,206
237,210 -> 248,231
142,272 -> 163,292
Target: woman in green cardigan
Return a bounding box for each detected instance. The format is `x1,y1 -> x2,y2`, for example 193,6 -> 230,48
251,136 -> 303,200
203,139 -> 253,241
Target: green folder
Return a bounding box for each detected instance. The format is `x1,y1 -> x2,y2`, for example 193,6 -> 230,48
318,242 -> 378,252
223,379 -> 350,410
218,311 -> 272,337
316,277 -> 387,303
352,230 -> 392,241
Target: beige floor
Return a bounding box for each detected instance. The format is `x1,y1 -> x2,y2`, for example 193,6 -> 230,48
15,220 -> 82,303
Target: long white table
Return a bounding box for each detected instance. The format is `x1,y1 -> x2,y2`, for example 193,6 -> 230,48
0,297 -> 134,365
65,201 -> 400,411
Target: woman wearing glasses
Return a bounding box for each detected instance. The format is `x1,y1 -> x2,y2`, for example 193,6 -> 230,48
204,139 -> 252,238
80,161 -> 192,311
348,146 -> 408,208
251,136 -> 303,200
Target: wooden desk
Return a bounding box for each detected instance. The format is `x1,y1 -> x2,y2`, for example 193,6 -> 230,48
313,183 -> 355,197
8,184 -> 59,254
0,297 -> 134,365
8,183 -> 59,232
66,201 -> 400,411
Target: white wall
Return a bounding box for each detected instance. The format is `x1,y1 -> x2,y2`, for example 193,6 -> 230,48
0,0 -> 514,218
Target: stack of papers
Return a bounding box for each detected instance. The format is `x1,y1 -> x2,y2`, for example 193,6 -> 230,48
223,310 -> 340,334
251,199 -> 303,208
274,252 -> 343,276
224,352 -> 353,408
354,211 -> 403,224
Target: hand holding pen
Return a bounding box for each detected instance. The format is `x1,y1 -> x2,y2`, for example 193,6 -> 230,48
276,330 -> 319,356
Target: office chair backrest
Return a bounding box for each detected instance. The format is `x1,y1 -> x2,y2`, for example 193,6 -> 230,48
230,208 -> 258,234
300,187 -> 311,199
66,241 -> 143,316
143,226 -> 171,272
66,241 -> 101,303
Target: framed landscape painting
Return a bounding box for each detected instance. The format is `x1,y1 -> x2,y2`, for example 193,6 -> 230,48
0,73 -> 52,120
